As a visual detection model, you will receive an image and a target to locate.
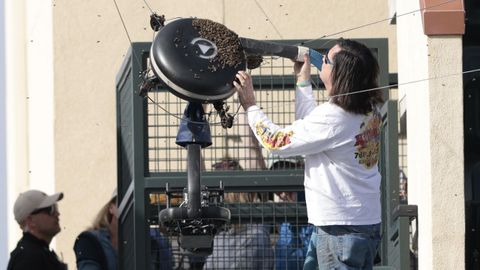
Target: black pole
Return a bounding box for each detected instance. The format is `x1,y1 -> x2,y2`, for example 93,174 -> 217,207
187,144 -> 201,218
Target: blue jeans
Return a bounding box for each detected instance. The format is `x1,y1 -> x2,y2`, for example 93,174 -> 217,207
303,224 -> 381,270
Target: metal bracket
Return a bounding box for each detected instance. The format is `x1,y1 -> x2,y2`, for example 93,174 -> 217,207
150,13 -> 165,32
213,101 -> 235,129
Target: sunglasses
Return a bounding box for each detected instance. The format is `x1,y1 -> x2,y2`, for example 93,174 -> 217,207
31,204 -> 58,216
324,54 -> 333,65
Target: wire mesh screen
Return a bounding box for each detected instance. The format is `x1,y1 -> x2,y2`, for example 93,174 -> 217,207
148,191 -> 311,270
146,55 -> 328,174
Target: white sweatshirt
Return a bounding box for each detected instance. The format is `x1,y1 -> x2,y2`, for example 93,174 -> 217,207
246,84 -> 381,226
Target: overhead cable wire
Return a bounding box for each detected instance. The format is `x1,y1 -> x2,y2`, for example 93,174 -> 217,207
112,0 -> 471,127
333,68 -> 480,98
301,0 -> 457,46
111,0 -> 195,125
144,67 -> 480,127
253,0 -> 457,71
112,0 -> 134,46
141,0 -> 169,29
141,0 -> 155,14
239,67 -> 480,117
112,0 -> 144,69
253,0 -> 284,39
221,67 -> 480,145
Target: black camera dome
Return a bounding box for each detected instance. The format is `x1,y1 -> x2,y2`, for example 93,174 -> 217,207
150,18 -> 246,102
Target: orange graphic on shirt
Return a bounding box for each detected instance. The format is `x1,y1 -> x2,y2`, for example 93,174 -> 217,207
255,121 -> 294,150
354,111 -> 381,169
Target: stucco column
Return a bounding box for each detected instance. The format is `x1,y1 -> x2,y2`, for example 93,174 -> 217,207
398,1 -> 465,268
5,0 -> 29,253
4,0 -> 57,257
425,36 -> 464,269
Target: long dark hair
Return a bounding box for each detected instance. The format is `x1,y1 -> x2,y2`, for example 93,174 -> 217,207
329,39 -> 384,114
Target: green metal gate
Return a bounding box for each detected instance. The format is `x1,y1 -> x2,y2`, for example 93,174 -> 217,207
115,39 -> 410,270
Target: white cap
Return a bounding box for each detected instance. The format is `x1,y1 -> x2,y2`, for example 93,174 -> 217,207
13,190 -> 63,224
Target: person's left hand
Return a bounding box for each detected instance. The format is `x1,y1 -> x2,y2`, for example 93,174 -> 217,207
294,54 -> 311,83
234,71 -> 257,110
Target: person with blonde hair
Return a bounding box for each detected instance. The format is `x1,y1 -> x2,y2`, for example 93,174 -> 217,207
74,189 -> 118,270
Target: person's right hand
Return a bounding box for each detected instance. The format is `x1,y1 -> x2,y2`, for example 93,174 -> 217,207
234,71 -> 257,110
294,54 -> 311,83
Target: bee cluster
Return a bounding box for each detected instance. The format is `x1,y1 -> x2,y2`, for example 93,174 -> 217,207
246,54 -> 263,69
192,19 -> 245,71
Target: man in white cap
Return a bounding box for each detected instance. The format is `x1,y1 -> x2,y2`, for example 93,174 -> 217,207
7,189 -> 67,270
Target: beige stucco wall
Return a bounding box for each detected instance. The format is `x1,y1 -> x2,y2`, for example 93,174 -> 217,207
4,0 -> 397,268
397,0 -> 465,269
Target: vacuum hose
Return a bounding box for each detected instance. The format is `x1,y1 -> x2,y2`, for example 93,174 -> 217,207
239,37 -> 324,70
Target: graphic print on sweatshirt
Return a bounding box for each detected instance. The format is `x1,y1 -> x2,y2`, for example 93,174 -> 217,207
255,122 -> 294,150
354,110 -> 382,169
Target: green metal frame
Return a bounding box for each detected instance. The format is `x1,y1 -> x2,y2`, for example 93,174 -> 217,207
378,100 -> 417,269
379,100 -> 400,267
116,38 -> 390,270
116,42 -> 150,270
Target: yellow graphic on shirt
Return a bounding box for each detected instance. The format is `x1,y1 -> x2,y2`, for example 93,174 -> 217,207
354,111 -> 381,169
255,121 -> 294,150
